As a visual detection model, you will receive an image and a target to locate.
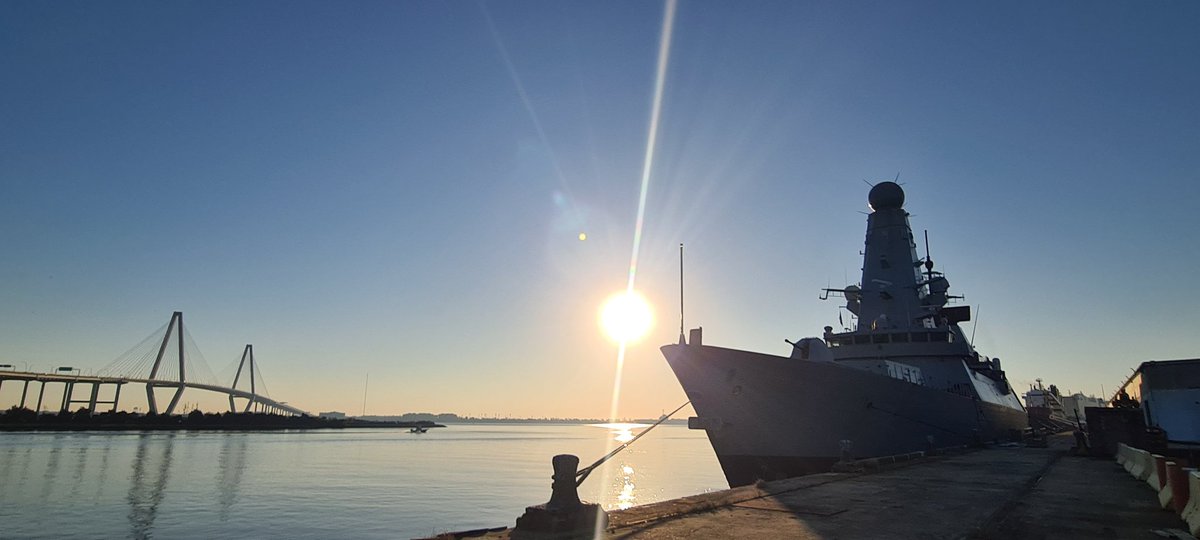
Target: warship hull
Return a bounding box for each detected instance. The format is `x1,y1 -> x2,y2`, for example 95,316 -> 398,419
663,343 -> 1028,487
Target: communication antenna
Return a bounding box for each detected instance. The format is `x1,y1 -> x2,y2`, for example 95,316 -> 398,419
923,230 -> 934,281
678,243 -> 685,344
970,305 -> 982,344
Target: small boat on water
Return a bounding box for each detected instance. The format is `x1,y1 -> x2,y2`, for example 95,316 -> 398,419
410,426 -> 428,434
662,181 -> 1028,487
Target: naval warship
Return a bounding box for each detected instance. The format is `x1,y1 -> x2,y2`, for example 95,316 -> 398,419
662,181 -> 1027,487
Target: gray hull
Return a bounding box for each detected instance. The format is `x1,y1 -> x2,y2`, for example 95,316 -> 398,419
663,343 -> 1028,487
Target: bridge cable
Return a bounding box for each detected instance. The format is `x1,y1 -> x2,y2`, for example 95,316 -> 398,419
97,321 -> 169,378
252,360 -> 271,399
181,326 -> 219,386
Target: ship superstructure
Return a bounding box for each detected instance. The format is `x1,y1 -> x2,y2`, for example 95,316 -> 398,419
662,181 -> 1027,487
1024,379 -> 1078,432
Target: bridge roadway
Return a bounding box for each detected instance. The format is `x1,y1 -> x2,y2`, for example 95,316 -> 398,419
0,370 -> 308,417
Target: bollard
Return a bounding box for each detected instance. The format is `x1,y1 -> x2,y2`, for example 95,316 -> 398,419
548,455 -> 583,511
831,440 -> 859,472
839,439 -> 853,462
1072,429 -> 1088,454
514,454 -> 608,537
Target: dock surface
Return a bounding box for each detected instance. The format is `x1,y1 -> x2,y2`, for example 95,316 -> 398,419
430,437 -> 1190,539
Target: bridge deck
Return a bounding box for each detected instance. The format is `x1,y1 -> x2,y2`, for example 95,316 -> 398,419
0,370 -> 308,416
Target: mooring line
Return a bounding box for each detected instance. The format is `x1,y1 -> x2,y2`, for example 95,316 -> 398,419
576,400 -> 691,487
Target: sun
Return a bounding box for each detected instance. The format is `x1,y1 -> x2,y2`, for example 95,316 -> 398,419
600,291 -> 654,344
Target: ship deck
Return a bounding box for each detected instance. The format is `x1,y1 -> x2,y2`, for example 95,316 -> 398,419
425,434 -> 1189,539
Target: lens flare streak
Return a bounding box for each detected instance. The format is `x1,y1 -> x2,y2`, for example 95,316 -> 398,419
608,0 -> 676,422
626,0 -> 677,294
480,4 -> 583,226
597,2 -> 677,531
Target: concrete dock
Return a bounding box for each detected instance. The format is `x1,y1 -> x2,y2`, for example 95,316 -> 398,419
427,436 -> 1191,539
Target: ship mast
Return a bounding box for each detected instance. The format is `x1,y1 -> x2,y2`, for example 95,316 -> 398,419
678,243 -> 685,345
856,181 -> 924,331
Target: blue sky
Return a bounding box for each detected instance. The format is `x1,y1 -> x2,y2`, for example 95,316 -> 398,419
2,1 -> 1198,417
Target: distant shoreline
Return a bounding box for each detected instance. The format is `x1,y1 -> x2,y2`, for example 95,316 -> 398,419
0,408 -> 445,432
441,419 -> 687,426
1,407 -> 685,432
357,414 -> 688,426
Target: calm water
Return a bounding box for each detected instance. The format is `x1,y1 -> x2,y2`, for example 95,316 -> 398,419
0,424 -> 727,539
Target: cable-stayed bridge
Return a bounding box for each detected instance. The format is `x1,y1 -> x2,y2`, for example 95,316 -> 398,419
0,312 -> 308,417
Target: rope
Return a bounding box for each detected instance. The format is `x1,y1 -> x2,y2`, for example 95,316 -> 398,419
575,400 -> 690,487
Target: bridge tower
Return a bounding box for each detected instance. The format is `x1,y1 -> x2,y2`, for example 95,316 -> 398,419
229,344 -> 259,413
145,311 -> 187,415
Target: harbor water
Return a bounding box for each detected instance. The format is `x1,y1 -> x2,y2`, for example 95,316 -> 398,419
0,423 -> 726,539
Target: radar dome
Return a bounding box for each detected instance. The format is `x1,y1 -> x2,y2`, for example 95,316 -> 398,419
868,181 -> 905,211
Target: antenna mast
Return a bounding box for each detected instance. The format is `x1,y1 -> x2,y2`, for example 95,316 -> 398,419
971,305 -> 981,344
679,243 -> 685,344
923,230 -> 934,282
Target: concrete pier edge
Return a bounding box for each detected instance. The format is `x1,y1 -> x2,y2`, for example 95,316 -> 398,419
422,435 -> 1190,540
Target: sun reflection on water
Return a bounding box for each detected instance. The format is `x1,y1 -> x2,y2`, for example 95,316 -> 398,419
585,423 -> 652,510
589,422 -> 649,444
617,465 -> 636,510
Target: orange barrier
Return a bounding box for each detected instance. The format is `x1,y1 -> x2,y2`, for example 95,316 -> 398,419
1165,462 -> 1193,513
1160,459 -> 1175,509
